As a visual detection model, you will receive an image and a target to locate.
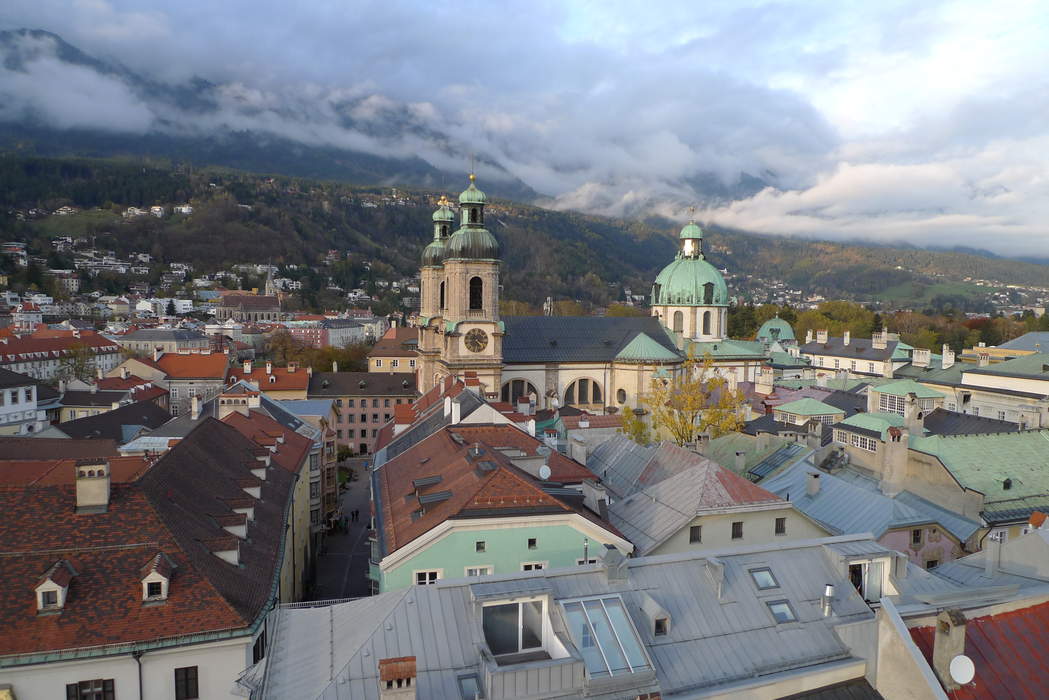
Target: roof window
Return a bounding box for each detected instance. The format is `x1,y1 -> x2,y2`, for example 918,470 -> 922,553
560,596 -> 651,678
749,567 -> 779,590
766,600 -> 797,624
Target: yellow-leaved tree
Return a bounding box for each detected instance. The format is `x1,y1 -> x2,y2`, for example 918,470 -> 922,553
623,352 -> 746,446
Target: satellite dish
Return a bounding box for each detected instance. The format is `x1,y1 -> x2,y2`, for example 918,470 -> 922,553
538,464 -> 552,480
949,655 -> 975,685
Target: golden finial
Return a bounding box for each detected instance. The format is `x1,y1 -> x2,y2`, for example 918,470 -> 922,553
469,172 -> 476,183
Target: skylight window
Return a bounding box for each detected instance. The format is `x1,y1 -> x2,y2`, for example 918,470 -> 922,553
749,568 -> 779,590
766,600 -> 797,624
561,596 -> 651,678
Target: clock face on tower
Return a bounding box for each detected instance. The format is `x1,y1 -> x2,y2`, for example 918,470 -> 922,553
464,328 -> 489,353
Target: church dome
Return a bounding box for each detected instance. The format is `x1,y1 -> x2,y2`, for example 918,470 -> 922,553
651,220 -> 727,306
421,238 -> 447,267
432,196 -> 455,222
756,316 -> 795,342
445,227 -> 499,260
459,174 -> 487,204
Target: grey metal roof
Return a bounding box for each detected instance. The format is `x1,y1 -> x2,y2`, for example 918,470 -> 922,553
56,400 -> 172,442
373,390 -> 486,466
308,372 -> 416,398
801,338 -> 898,362
780,678 -> 884,700
502,316 -> 681,364
253,535 -> 882,700
120,328 -> 207,341
998,331 -> 1049,351
587,434 -> 712,500
761,461 -> 980,542
921,407 -> 1019,436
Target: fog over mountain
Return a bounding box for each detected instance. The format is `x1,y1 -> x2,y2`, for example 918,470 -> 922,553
1,2 -> 1047,255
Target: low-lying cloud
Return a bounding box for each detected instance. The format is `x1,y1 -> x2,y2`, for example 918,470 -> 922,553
0,1 -> 1047,255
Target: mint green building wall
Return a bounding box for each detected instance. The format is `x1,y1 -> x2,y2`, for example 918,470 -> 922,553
381,523 -> 607,592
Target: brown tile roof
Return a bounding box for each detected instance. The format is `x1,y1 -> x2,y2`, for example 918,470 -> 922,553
308,372 -> 417,397
0,437 -> 118,461
156,352 -> 230,379
219,294 -> 280,310
0,418 -> 299,659
449,424 -> 594,483
368,326 -> 418,358
221,410 -> 312,476
0,333 -> 121,366
0,456 -> 151,486
228,366 -> 310,392
372,376 -> 466,452
379,656 -> 416,681
561,413 -> 624,430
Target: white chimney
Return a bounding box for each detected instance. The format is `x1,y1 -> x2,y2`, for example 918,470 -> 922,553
266,361 -> 273,375
191,396 -> 201,421
120,366 -> 129,380
978,352 -> 990,367
243,360 -> 252,374
805,329 -> 813,344
332,360 -> 338,373
806,471 -> 821,497
74,459 -> 110,513
843,331 -> 850,346
942,344 -> 955,370
932,609 -> 968,691
735,451 -> 745,473
153,347 -> 162,362
816,329 -> 828,344
872,330 -> 887,350
913,348 -> 931,368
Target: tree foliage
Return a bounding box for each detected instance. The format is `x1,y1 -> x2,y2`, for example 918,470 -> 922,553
635,353 -> 745,446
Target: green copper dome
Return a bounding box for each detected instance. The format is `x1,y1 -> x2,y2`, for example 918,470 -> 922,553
446,227 -> 499,260
421,238 -> 447,267
432,196 -> 455,222
459,174 -> 487,204
679,222 -> 703,239
651,220 -> 727,306
756,316 -> 795,342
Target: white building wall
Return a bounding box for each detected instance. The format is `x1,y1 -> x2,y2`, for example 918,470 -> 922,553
2,635 -> 251,700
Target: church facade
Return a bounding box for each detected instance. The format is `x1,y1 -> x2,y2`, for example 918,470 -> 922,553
416,176 -> 782,414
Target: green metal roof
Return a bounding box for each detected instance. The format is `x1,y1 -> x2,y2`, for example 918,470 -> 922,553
910,430 -> 1049,519
965,352 -> 1049,379
756,316 -> 796,342
874,379 -> 945,399
679,222 -> 703,239
704,432 -> 794,477
689,339 -> 766,359
432,201 -> 455,222
839,412 -> 906,440
445,227 -> 499,260
615,332 -> 682,363
651,257 -> 728,307
891,341 -> 915,361
458,176 -> 486,204
768,351 -> 809,367
775,398 -> 844,417
421,238 -> 446,266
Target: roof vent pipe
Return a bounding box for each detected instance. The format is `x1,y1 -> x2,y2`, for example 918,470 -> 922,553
821,584 -> 834,617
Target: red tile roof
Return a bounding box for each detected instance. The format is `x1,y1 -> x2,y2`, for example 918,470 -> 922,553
0,419 -> 299,659
0,437 -> 118,460
368,326 -> 418,358
227,366 -> 310,392
449,424 -> 594,483
156,352 -> 230,379
0,457 -> 151,486
909,601 -> 1049,699
221,410 -> 312,476
562,413 -> 623,430
0,333 -> 121,366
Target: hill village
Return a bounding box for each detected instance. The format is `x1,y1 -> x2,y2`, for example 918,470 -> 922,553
3,175 -> 1049,699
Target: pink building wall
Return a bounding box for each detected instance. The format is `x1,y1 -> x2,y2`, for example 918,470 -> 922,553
880,525 -> 965,569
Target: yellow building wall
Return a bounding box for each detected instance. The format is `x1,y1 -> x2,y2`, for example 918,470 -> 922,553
279,463 -> 312,603
650,507 -> 829,556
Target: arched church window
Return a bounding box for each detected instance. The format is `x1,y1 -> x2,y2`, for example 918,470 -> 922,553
469,277 -> 483,310
440,224 -> 448,237
673,311 -> 684,333
501,379 -> 539,404
703,282 -> 714,305
703,310 -> 711,336
439,281 -> 445,309
469,207 -> 479,224
565,378 -> 603,407
653,283 -> 661,302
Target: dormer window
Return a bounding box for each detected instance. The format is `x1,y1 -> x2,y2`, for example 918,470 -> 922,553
654,617 -> 668,636
36,560 -> 75,613
147,581 -> 163,598
40,590 -> 58,609
482,600 -> 544,660
141,552 -> 175,602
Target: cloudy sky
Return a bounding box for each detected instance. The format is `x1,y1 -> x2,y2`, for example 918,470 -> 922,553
2,0 -> 1048,255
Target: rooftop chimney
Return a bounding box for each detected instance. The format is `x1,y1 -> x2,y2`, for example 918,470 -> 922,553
816,329 -> 828,344
942,344 -> 955,370
821,583 -> 834,617
602,543 -> 629,582
806,471 -> 821,497
913,348 -> 931,369
735,450 -> 745,473
120,366 -> 129,380
872,329 -> 887,350
984,533 -> 1001,578
153,347 -> 162,362
96,366 -> 104,380
265,361 -> 273,375
191,395 -> 201,421
932,609 -> 968,691
332,360 -> 338,373
843,331 -> 851,346
978,352 -> 990,368
805,329 -> 813,344
74,459 -> 110,513
243,360 -> 252,374
378,656 -> 416,700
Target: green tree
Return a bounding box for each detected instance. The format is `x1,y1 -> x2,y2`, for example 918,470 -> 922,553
605,303 -> 645,317
57,342 -> 96,383
165,299 -> 177,315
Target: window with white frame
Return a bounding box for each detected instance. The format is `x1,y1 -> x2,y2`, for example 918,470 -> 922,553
466,566 -> 493,577
375,359 -> 383,367
414,570 -> 441,585
482,599 -> 544,657
66,679 -> 115,700
850,433 -> 878,452
521,561 -> 546,571
878,392 -> 905,415
577,557 -> 599,565
560,596 -> 651,678
409,359 -> 416,368
834,430 -> 848,444
868,362 -> 876,373
392,359 -> 399,368
998,410 -> 1007,421
833,358 -> 840,369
